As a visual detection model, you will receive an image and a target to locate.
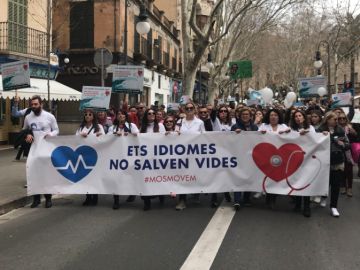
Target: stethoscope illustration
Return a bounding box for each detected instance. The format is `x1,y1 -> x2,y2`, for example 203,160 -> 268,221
262,150 -> 322,195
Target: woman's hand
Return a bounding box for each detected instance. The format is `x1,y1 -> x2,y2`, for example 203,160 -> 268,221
322,131 -> 329,136
116,131 -> 122,136
260,130 -> 266,134
123,132 -> 129,136
299,129 -> 309,135
165,131 -> 170,136
235,129 -> 241,134
96,132 -> 102,137
81,132 -> 88,138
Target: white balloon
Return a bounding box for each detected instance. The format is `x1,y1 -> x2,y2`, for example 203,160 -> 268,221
286,91 -> 297,102
284,98 -> 292,108
259,87 -> 274,104
247,87 -> 254,94
317,87 -> 327,97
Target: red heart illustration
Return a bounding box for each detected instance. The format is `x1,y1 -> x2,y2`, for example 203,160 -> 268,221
138,70 -> 143,76
23,64 -> 28,70
252,143 -> 304,182
105,90 -> 110,96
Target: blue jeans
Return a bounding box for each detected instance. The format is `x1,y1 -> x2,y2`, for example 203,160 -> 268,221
234,192 -> 241,203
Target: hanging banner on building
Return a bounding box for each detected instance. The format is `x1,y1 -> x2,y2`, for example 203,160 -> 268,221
1,60 -> 31,91
299,76 -> 326,97
80,86 -> 112,110
112,65 -> 144,93
331,92 -> 352,107
27,132 -> 330,196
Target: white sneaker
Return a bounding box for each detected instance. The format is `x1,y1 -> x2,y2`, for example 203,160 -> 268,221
175,200 -> 186,211
313,196 -> 321,204
253,192 -> 262,199
320,198 -> 327,207
331,208 -> 340,217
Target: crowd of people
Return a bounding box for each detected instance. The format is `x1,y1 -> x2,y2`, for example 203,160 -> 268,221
14,95 -> 360,218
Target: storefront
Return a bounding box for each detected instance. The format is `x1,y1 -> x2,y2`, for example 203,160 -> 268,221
0,76 -> 82,144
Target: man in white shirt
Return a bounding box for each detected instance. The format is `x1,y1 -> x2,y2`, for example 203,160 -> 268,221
24,95 -> 59,208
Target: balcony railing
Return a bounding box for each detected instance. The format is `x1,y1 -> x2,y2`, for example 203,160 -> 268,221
163,16 -> 171,30
0,22 -> 47,59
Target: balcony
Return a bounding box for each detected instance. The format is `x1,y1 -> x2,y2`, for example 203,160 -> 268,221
0,22 -> 47,60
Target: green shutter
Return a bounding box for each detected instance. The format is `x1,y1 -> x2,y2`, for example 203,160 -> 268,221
8,0 -> 28,53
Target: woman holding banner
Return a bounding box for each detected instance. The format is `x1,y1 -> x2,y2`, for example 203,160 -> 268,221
175,101 -> 205,211
108,110 -> 139,210
289,110 -> 315,217
231,108 -> 259,210
210,104 -> 233,208
259,109 -> 290,210
76,109 -> 105,206
140,109 -> 166,211
317,111 -> 350,217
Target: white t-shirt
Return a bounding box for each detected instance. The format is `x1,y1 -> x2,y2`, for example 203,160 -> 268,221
212,117 -> 232,132
176,117 -> 205,134
144,122 -> 166,134
108,123 -> 139,135
258,123 -> 289,134
23,110 -> 59,136
76,124 -> 105,136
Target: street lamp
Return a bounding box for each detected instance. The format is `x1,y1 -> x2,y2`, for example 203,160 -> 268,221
124,0 -> 151,65
314,40 -> 331,94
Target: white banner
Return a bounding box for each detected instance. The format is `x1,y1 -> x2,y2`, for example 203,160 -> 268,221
112,65 -> 144,93
1,60 -> 31,91
299,76 -> 326,97
80,86 -> 112,110
27,132 -> 330,196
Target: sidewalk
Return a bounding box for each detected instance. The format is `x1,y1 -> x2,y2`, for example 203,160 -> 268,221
0,148 -> 32,215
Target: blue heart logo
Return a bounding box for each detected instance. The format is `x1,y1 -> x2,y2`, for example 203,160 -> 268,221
51,146 -> 97,183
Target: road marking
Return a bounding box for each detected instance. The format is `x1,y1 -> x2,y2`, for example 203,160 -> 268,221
0,147 -> 13,151
180,202 -> 235,270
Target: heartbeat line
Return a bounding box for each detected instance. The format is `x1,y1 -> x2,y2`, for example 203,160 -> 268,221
56,155 -> 94,173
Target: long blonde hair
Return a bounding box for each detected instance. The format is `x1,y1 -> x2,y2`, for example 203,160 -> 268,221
318,111 -> 337,131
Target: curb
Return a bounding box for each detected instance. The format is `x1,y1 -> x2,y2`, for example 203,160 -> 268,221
0,196 -> 32,216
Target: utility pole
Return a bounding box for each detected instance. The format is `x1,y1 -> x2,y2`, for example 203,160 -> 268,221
47,0 -> 52,112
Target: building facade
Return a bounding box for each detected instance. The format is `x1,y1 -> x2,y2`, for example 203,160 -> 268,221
53,0 -> 183,108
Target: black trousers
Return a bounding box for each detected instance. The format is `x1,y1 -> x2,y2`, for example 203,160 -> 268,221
330,169 -> 343,208
295,196 -> 310,210
33,194 -> 52,201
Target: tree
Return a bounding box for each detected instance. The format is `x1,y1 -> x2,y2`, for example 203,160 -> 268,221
181,0 -> 253,100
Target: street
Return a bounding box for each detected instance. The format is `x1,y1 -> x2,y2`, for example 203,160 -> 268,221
1,149 -> 360,270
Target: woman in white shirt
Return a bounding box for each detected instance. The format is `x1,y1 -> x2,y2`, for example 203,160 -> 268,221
258,109 -> 290,209
175,102 -> 205,210
210,104 -> 232,207
108,110 -> 139,210
140,109 -> 165,211
289,110 -> 315,217
211,104 -> 233,132
76,109 -> 104,206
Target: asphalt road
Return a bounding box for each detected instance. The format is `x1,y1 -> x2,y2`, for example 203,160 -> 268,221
1,148 -> 360,270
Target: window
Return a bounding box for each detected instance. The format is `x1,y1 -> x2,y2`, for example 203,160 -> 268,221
70,1 -> 94,49
8,0 -> 28,53
158,75 -> 161,89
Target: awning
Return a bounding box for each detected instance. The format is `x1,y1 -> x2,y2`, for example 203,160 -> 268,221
0,75 -> 81,101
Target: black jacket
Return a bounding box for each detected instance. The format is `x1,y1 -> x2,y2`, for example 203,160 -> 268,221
231,121 -> 258,131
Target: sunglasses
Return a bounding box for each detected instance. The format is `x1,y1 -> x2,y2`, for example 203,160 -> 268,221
219,110 -> 228,113
147,112 -> 155,115
165,120 -> 174,123
185,107 -> 194,111
84,113 -> 93,116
